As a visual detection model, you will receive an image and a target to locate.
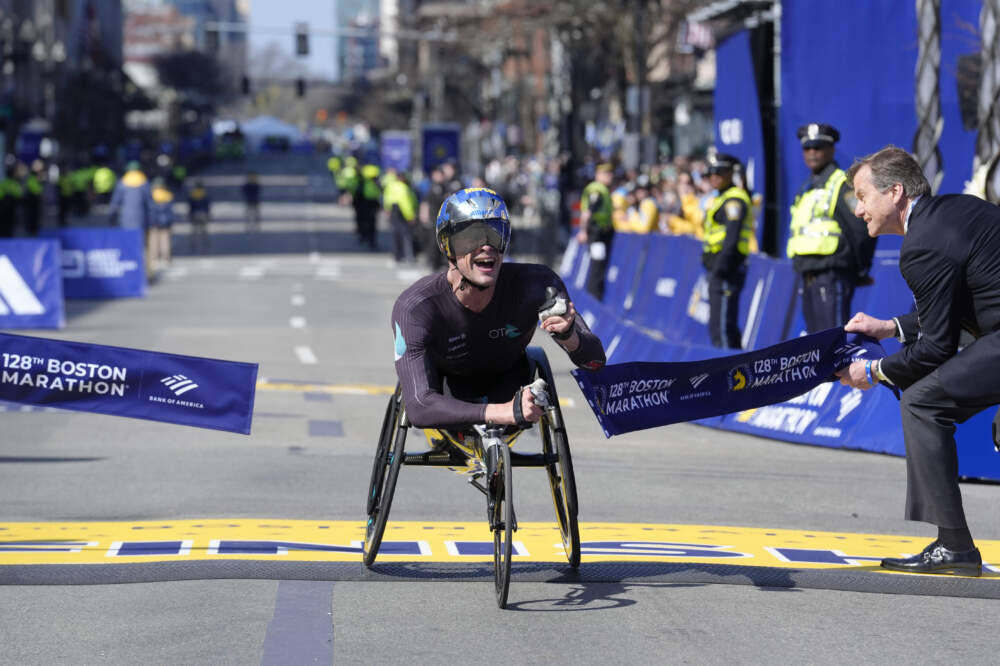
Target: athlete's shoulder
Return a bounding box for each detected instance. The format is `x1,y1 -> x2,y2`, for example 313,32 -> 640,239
393,271 -> 449,316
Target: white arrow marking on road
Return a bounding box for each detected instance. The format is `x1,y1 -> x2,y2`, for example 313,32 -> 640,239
294,346 -> 318,364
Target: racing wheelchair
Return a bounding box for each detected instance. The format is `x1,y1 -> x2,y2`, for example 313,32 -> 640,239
363,347 -> 579,609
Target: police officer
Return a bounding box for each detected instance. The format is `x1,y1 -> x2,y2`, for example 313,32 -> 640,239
788,123 -> 875,333
575,163 -> 615,299
702,153 -> 754,349
355,164 -> 382,250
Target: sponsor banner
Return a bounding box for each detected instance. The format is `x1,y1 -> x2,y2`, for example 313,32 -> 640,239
572,327 -> 887,437
40,227 -> 146,299
380,130 -> 412,173
0,332 -> 257,434
719,381 -> 904,455
0,239 -> 65,329
421,123 -> 460,173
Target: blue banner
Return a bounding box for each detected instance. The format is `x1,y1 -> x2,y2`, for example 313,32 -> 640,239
714,29 -> 766,247
572,328 -> 887,438
0,239 -> 65,329
380,130 -> 412,173
0,333 -> 257,434
41,228 -> 146,299
422,123 -> 460,173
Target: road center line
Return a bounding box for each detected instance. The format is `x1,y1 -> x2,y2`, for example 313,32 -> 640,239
290,316 -> 307,329
294,346 -> 318,364
260,580 -> 334,666
291,294 -> 306,307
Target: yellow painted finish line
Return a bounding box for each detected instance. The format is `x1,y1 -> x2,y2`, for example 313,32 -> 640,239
255,379 -> 576,407
1,520 -> 998,576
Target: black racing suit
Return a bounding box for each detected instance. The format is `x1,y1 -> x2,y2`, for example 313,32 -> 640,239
391,263 -> 606,428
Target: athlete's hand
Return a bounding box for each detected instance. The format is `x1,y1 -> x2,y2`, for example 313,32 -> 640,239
844,312 -> 896,340
519,387 -> 544,423
541,301 -> 576,336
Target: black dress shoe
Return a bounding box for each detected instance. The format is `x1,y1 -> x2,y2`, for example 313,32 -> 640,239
881,539 -> 982,576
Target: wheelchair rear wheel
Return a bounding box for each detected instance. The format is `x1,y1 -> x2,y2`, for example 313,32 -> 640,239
541,406 -> 580,567
363,388 -> 407,567
492,442 -> 514,609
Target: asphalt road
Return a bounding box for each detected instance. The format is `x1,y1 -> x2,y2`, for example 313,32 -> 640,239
2,154 -> 999,665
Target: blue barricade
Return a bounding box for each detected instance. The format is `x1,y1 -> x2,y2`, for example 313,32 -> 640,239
0,239 -> 65,329
602,233 -> 647,314
41,228 -> 146,299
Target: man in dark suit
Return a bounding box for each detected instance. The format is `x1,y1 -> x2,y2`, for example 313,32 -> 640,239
838,145 -> 1000,576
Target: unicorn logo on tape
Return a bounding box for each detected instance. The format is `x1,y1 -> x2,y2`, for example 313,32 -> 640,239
161,375 -> 199,396
0,256 -> 46,316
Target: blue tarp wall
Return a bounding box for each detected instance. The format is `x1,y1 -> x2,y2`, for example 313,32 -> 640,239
560,234 -> 1000,481
775,0 -> 982,254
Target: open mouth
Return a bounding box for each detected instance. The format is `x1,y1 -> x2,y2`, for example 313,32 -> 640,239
473,256 -> 498,271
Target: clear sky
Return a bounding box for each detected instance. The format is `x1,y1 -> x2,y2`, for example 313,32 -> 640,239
249,1 -> 339,81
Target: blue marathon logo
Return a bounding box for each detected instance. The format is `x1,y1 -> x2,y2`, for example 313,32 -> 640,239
0,256 -> 46,316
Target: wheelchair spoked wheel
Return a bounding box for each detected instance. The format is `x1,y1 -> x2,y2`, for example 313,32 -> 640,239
492,442 -> 514,609
541,407 -> 581,567
363,388 -> 407,567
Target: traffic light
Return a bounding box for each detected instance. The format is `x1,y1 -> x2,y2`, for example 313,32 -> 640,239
241,76 -> 250,95
296,78 -> 306,98
295,23 -> 309,56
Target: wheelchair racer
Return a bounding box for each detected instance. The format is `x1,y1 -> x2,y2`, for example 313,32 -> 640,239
391,188 -> 606,433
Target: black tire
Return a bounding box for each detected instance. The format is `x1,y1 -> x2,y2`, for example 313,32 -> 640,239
366,389 -> 399,517
493,443 -> 514,609
363,393 -> 407,567
542,406 -> 580,567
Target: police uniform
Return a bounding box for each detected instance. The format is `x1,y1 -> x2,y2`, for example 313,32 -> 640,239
702,154 -> 754,349
788,123 -> 875,332
579,163 -> 615,299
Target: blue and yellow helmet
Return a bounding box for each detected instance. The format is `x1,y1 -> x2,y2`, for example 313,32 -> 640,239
435,188 -> 511,260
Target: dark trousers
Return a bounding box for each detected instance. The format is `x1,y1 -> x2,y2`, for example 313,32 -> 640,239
801,269 -> 855,333
391,215 -> 415,262
584,234 -> 614,300
708,270 -> 745,349
899,369 -> 994,528
357,210 -> 377,248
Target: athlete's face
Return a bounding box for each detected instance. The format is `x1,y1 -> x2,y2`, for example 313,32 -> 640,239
455,243 -> 502,288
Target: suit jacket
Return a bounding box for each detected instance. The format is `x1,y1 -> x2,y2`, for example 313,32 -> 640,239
882,194 -> 1000,403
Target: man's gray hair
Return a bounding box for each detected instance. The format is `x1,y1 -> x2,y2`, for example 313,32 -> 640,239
845,145 -> 932,198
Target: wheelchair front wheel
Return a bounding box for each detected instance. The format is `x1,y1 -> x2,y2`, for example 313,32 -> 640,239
492,442 -> 514,609
363,392 -> 407,567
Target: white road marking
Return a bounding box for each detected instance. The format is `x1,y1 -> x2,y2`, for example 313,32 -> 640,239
291,294 -> 306,306
315,265 -> 341,280
290,316 -> 307,328
294,346 -> 318,364
239,266 -> 265,279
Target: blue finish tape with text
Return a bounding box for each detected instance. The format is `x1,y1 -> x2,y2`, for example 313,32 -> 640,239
0,332 -> 257,434
572,328 -> 889,438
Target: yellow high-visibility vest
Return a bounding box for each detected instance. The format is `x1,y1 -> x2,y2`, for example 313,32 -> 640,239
703,186 -> 753,255
787,168 -> 847,257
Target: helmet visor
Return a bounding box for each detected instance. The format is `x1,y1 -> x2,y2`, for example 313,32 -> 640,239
448,219 -> 509,257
